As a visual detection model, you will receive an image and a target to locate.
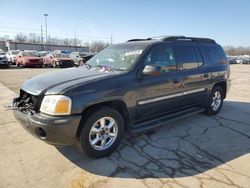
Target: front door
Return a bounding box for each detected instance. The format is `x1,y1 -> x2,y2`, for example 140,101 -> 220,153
135,44 -> 185,122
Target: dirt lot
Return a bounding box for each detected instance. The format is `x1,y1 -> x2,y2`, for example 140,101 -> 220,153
0,65 -> 250,188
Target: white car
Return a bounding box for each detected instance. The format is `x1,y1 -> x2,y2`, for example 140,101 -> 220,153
6,50 -> 20,64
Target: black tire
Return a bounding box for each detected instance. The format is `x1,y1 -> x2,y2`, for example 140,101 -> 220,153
205,86 -> 224,115
79,107 -> 124,158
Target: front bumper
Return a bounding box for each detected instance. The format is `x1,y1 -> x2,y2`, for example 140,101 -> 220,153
13,98 -> 82,146
0,60 -> 8,68
227,79 -> 231,94
23,62 -> 43,67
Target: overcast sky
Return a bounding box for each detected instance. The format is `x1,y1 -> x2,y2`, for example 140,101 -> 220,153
0,0 -> 250,46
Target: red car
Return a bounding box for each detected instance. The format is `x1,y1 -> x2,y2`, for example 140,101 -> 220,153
43,50 -> 74,68
16,51 -> 43,68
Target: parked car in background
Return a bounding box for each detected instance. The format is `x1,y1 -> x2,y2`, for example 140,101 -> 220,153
6,50 -> 20,64
0,52 -> 9,68
16,51 -> 43,68
43,50 -> 74,68
83,54 -> 94,62
69,52 -> 93,66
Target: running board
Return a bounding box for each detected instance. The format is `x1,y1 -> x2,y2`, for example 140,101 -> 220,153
129,107 -> 204,132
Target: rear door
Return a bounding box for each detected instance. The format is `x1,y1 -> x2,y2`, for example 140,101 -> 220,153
174,43 -> 209,106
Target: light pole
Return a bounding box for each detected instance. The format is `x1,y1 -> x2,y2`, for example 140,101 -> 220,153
43,14 -> 48,44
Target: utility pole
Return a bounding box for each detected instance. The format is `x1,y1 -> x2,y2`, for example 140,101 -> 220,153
43,13 -> 48,49
40,26 -> 44,50
74,26 -> 77,51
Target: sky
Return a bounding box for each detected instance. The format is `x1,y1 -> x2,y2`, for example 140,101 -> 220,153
0,0 -> 250,46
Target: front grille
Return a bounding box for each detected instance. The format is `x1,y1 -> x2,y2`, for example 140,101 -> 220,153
60,60 -> 73,67
15,90 -> 39,115
29,59 -> 40,63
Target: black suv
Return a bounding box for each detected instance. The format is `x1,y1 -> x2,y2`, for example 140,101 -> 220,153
13,36 -> 231,158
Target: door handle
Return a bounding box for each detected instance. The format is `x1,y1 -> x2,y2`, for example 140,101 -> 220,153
173,79 -> 182,83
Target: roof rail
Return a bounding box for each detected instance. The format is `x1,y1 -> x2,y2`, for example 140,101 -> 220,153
127,38 -> 152,42
162,36 -> 216,43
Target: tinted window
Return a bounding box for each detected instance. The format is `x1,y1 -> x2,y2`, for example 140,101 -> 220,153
145,45 -> 177,72
206,45 -> 227,64
175,45 -> 200,69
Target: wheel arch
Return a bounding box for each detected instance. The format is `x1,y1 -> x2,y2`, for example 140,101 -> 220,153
213,81 -> 227,99
76,99 -> 130,139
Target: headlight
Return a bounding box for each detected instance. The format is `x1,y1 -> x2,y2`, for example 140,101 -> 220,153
40,95 -> 72,115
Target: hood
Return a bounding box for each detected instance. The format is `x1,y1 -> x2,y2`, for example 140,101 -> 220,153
23,57 -> 42,60
55,57 -> 72,61
21,67 -> 116,95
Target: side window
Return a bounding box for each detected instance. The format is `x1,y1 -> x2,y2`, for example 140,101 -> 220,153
175,45 -> 200,70
145,45 -> 177,72
195,47 -> 204,67
206,45 -> 227,64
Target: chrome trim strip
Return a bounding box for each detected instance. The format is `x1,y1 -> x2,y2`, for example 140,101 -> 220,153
138,87 -> 206,105
183,88 -> 206,95
138,92 -> 182,105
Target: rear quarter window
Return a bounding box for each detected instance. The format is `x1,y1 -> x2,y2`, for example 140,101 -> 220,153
205,45 -> 227,64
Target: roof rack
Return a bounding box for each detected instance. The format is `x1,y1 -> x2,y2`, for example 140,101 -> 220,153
127,36 -> 216,44
126,35 -> 180,42
127,38 -> 152,42
162,36 -> 216,43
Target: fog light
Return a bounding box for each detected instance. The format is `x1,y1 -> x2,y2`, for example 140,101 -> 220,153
36,127 -> 47,139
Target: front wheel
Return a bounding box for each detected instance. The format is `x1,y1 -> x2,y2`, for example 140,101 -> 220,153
205,86 -> 224,115
79,107 -> 124,158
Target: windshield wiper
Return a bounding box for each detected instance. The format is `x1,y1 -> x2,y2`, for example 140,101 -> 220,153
97,65 -> 115,72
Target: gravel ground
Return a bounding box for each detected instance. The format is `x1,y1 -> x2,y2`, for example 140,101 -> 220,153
0,65 -> 250,188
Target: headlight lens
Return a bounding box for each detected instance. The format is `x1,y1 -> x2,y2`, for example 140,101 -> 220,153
40,95 -> 72,115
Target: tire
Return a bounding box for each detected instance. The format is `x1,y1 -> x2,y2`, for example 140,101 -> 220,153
79,107 -> 124,158
205,86 -> 224,115
52,61 -> 56,68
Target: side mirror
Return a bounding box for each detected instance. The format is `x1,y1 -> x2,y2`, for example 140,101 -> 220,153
142,65 -> 161,76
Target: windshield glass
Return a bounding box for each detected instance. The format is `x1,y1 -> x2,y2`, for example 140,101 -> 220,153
23,52 -> 38,57
11,51 -> 19,55
54,52 -> 68,58
87,43 -> 147,71
39,51 -> 50,57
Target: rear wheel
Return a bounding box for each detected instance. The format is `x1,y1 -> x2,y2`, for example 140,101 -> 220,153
79,107 -> 124,158
205,86 -> 224,115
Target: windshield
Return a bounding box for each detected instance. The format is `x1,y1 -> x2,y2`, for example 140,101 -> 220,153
23,52 -> 38,57
11,51 -> 19,55
54,52 -> 68,58
39,51 -> 50,57
87,43 -> 147,71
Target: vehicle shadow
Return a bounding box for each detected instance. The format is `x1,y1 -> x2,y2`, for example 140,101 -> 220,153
56,100 -> 250,178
